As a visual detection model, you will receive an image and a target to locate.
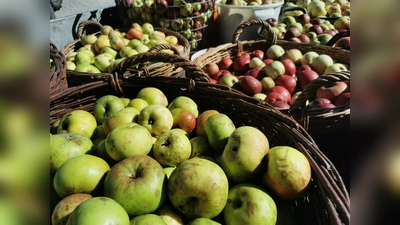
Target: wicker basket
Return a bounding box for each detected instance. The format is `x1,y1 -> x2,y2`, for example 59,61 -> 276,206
50,42 -> 68,94
60,20 -> 191,86
50,51 -> 349,225
193,19 -> 350,136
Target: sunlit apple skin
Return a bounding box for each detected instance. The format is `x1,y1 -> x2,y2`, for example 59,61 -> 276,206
316,81 -> 349,102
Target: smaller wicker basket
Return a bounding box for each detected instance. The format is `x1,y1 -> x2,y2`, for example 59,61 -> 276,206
50,42 -> 68,95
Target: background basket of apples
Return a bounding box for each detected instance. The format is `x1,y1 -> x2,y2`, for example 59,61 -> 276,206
50,41 -> 68,95
60,20 -> 192,86
50,51 -> 349,225
193,19 -> 350,136
114,0 -> 216,53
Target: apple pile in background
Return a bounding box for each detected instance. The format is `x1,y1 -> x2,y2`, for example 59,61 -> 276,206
283,0 -> 350,18
64,23 -> 185,74
201,45 -> 350,110
51,87 -> 312,225
219,0 -> 282,6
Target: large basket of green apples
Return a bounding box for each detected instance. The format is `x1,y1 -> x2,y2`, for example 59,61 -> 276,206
60,20 -> 191,87
50,51 -> 349,225
50,41 -> 68,94
193,19 -> 350,136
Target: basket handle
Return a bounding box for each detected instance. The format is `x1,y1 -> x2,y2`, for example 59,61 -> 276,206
326,31 -> 350,49
148,43 -> 183,56
281,6 -> 308,16
76,20 -> 104,39
231,19 -> 277,45
113,51 -> 210,81
290,71 -> 350,111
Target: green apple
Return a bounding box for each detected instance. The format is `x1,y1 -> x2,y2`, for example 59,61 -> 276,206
66,52 -> 77,61
311,54 -> 334,74
120,46 -> 133,58
75,64 -> 101,73
74,51 -> 92,65
323,63 -> 348,74
136,44 -> 150,53
142,22 -> 155,35
317,33 -> 333,45
80,34 -> 97,45
253,93 -> 267,101
302,23 -> 313,34
136,87 -> 168,106
102,107 -> 140,135
77,47 -> 95,59
262,146 -> 311,200
110,34 -> 126,51
150,31 -> 166,40
138,104 -> 173,136
100,25 -> 114,36
125,49 -> 139,58
266,45 -> 285,60
288,22 -> 303,33
95,139 -> 117,166
156,204 -> 184,225
204,113 -> 236,154
168,96 -> 199,118
249,57 -> 265,69
219,74 -> 239,88
189,136 -> 213,159
281,49 -> 303,65
187,218 -> 221,225
128,39 -> 143,49
147,39 -> 160,49
105,124 -> 153,161
120,97 -> 130,107
65,197 -> 130,225
163,167 -> 176,179
57,109 -> 97,138
50,133 -> 94,173
53,154 -> 110,198
224,183 -> 277,225
51,119 -> 61,134
93,35 -> 111,54
152,130 -> 191,167
219,126 -> 269,183
66,61 -> 76,70
91,125 -> 107,148
130,214 -> 167,225
127,98 -> 149,112
104,155 -> 167,217
168,157 -> 229,219
93,95 -> 126,124
170,108 -> 197,134
264,61 -> 285,79
51,193 -> 93,225
334,15 -> 350,30
101,46 -> 118,58
94,52 -> 115,72
301,51 -> 319,66
109,57 -> 126,73
261,77 -> 275,91
280,15 -> 297,26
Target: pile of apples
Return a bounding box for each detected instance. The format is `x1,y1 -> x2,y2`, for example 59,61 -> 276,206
64,22 -> 185,74
50,87 -> 312,225
283,0 -> 350,18
219,0 -> 282,6
201,45 -> 350,110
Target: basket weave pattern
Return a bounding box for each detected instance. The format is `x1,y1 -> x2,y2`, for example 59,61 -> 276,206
50,42 -> 68,95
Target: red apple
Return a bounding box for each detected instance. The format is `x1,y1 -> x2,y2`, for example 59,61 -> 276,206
271,101 -> 290,109
334,92 -> 350,106
324,29 -> 339,36
126,28 -> 143,40
250,50 -> 265,60
308,98 -> 331,108
239,76 -> 263,96
284,27 -> 301,40
233,53 -> 251,74
203,63 -> 219,77
313,103 -> 336,109
288,37 -> 302,43
264,92 -> 286,104
297,69 -> 319,90
213,70 -> 232,82
316,81 -> 349,102
309,25 -> 324,35
297,14 -> 311,25
245,67 -> 266,80
265,86 -> 291,103
274,75 -> 298,95
296,65 -> 312,75
298,34 -> 311,43
217,57 -> 234,71
171,108 -> 197,134
281,58 -> 296,76
310,18 -> 324,25
263,59 -> 274,67
209,78 -> 217,84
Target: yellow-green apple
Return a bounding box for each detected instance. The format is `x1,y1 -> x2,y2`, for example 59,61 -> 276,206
309,1 -> 327,17
297,69 -> 319,90
281,49 -> 303,65
224,183 -> 277,225
249,57 -> 265,69
102,107 -> 141,135
105,124 -> 153,161
219,74 -> 239,87
302,23 -> 313,34
95,139 -> 117,166
168,96 -> 199,118
327,3 -> 342,16
274,75 -> 298,95
80,34 -> 97,45
57,109 -> 97,138
342,9 -> 350,16
108,29 -> 121,39
130,214 -> 167,224
195,110 -> 219,138
51,193 -> 92,225
204,113 -> 236,154
281,15 -> 296,26
301,51 -> 319,66
104,155 -> 167,217
119,46 -> 132,58
142,22 -> 155,35
152,130 -> 191,167
165,35 -> 179,45
334,15 -> 350,30
261,76 -> 275,91
316,81 -> 348,102
94,52 -> 114,72
109,57 -> 126,73
101,46 -> 118,58
265,86 -> 292,103
65,197 -> 130,225
187,218 -> 221,225
156,204 -> 185,225
219,126 -> 269,183
281,58 -> 296,76
75,64 -> 102,73
66,52 -> 77,61
324,63 -> 348,74
261,146 -> 311,200
264,92 -> 287,104
53,154 -> 110,198
163,167 -> 175,179
189,136 -> 213,159
291,91 -> 302,105
123,38 -> 130,46
128,39 -> 143,49
50,133 -> 94,173
239,76 -> 263,96
93,95 -> 126,124
264,60 -> 285,79
127,98 -> 149,112
93,35 -> 110,54
151,31 -> 166,40
167,157 -> 229,219
120,97 -> 130,107
66,61 -> 76,70
217,57 -> 233,71
288,22 -> 303,34
296,0 -> 311,8
317,33 -> 333,45
311,54 -> 334,74
125,48 -> 139,57
136,44 -> 150,53
109,34 -> 126,51
100,25 -> 114,36
170,108 -> 196,134
334,92 -> 350,106
74,51 -> 92,65
233,53 -> 251,74
253,93 -> 267,101
136,87 -> 168,106
138,104 -> 174,136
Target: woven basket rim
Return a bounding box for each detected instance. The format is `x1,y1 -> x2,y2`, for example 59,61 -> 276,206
50,41 -> 68,95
